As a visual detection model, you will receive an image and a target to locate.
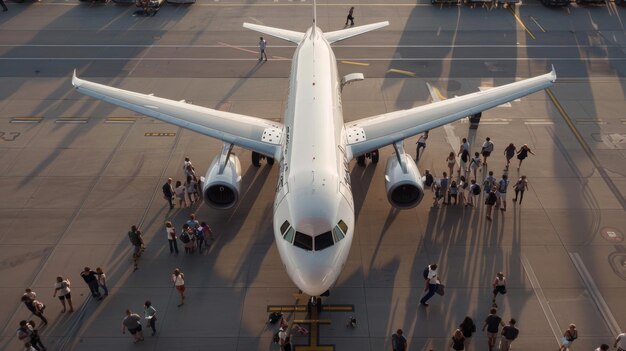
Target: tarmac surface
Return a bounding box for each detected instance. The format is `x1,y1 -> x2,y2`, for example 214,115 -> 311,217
1,0 -> 626,350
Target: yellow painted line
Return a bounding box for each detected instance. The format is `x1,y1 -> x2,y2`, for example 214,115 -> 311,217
144,132 -> 176,137
387,68 -> 416,77
546,88 -> 594,158
321,305 -> 354,312
508,7 -> 536,40
341,60 -> 370,66
293,319 -> 332,324
267,306 -> 307,312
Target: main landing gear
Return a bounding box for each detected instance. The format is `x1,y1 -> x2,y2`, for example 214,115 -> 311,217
356,149 -> 379,166
251,151 -> 275,167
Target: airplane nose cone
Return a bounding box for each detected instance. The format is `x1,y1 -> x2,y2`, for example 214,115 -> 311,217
294,265 -> 334,296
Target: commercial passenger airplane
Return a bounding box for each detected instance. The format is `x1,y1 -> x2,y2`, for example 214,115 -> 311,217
72,5 -> 556,297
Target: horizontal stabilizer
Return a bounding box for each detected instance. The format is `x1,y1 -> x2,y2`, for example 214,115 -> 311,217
324,21 -> 389,44
243,23 -> 305,44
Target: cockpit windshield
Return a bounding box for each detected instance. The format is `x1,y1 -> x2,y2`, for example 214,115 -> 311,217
279,220 -> 348,251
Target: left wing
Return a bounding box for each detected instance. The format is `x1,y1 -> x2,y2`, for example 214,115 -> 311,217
71,71 -> 283,158
345,68 -> 556,158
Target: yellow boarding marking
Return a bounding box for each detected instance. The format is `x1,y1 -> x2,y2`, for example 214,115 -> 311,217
144,132 -> 176,137
321,305 -> 354,312
387,68 -> 416,77
267,306 -> 307,312
508,6 -> 536,40
341,60 -> 370,66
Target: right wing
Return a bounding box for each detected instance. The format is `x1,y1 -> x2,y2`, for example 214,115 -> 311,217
243,23 -> 305,44
72,71 -> 283,158
346,68 -> 557,158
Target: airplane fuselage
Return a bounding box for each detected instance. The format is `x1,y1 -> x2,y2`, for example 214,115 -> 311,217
273,27 -> 355,296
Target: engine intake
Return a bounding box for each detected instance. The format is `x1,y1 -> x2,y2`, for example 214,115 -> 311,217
202,153 -> 242,210
384,152 -> 425,209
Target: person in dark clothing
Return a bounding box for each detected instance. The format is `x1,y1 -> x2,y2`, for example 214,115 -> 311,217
162,178 -> 174,209
80,267 -> 102,300
345,7 -> 355,26
20,296 -> 48,325
0,0 -> 8,12
28,320 -> 47,351
482,308 -> 505,351
391,329 -> 407,351
459,316 -> 476,350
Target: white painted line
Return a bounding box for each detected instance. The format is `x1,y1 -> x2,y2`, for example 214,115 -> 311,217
524,121 -> 554,125
569,253 -> 622,336
0,44 -> 615,48
10,120 -> 41,123
1,57 -> 622,62
521,254 -> 562,345
481,122 -> 510,125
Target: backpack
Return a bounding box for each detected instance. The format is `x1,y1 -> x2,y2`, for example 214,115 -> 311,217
485,192 -> 497,205
461,149 -> 469,163
268,312 -> 282,324
180,231 -> 190,243
423,266 -> 430,280
499,179 -> 508,193
424,174 -> 434,187
272,331 -> 280,344
472,184 -> 481,195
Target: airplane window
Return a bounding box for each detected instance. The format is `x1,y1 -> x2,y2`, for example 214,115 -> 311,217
280,221 -> 290,235
283,227 -> 295,243
333,227 -> 345,242
337,220 -> 348,234
315,231 -> 334,251
294,232 -> 313,251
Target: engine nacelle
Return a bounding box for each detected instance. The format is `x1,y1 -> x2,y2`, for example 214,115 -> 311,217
202,153 -> 242,210
384,152 -> 425,209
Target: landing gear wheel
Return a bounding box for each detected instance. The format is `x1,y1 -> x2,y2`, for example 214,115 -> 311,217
251,152 -> 261,167
267,157 -> 275,166
371,149 -> 379,164
356,155 -> 366,166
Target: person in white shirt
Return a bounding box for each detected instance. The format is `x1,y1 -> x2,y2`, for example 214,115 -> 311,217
172,268 -> 185,307
615,332 -> 626,351
415,131 -> 428,161
420,264 -> 441,306
258,37 -> 268,61
481,137 -> 494,165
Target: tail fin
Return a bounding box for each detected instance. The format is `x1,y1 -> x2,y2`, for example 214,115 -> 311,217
243,23 -> 305,44
324,21 -> 389,44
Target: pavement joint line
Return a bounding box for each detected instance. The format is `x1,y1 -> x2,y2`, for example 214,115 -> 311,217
508,6 -> 536,39
520,254 -> 562,345
524,121 -> 554,124
529,16 -> 547,32
569,252 -> 622,336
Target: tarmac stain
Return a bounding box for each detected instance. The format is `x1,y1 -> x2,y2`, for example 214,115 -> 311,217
0,247 -> 52,270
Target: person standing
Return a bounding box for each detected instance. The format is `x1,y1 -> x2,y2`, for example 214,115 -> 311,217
446,152 -> 456,178
512,175 -> 528,204
468,152 -> 482,181
181,224 -> 196,254
448,180 -> 458,205
162,178 -> 174,210
468,179 -> 480,207
482,308 -> 505,351
614,330 -> 626,351
459,316 -> 476,350
128,225 -> 144,271
391,329 -> 407,351
0,0 -> 7,12
485,186 -> 498,221
499,319 -> 519,351
416,131 -> 428,161
492,272 -> 507,306
96,267 -> 108,296
481,137 -> 494,166
420,264 -> 441,306
80,267 -> 102,300
195,221 -> 206,253
53,276 -> 73,312
258,37 -> 268,61
20,296 -> 48,326
174,180 -> 187,208
458,176 -> 468,206
559,324 -> 578,351
458,137 -> 470,177
516,144 -> 535,170
165,221 -> 178,254
440,172 -> 449,205
172,268 -> 185,307
144,301 -> 157,336
200,221 -> 214,242
183,157 -> 196,182
423,169 -> 434,188
345,6 -> 355,26
483,171 -> 496,194
450,329 -> 465,350
186,176 -> 199,205
497,174 -> 509,212
122,309 -> 144,343
503,143 -> 516,170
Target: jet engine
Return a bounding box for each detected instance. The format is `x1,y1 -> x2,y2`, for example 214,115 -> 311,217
202,150 -> 242,210
384,151 -> 425,209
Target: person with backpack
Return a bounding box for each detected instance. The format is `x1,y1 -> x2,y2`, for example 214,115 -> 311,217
483,171 -> 496,194
423,169 -> 434,188
468,152 -> 482,181
20,295 -> 48,326
499,319 -> 519,351
497,174 -> 509,212
27,320 -> 46,351
458,137 -> 470,177
448,180 -> 459,205
420,264 -> 441,306
482,308 -> 505,351
485,186 -> 498,221
128,225 -> 145,258
391,329 -> 407,351
512,175 -> 528,204
469,179 -> 481,207
180,224 -> 195,254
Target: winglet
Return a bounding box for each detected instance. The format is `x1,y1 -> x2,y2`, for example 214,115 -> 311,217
426,82 -> 446,103
72,69 -> 81,87
550,65 -> 557,82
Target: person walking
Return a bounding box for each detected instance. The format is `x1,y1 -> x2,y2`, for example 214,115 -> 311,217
183,157 -> 196,182
485,186 -> 498,221
595,344 -> 609,351
416,131 -> 428,161
497,174 -> 509,212
420,264 -> 441,306
483,171 -> 496,194
458,138 -> 470,177
345,6 -> 355,26
27,321 -> 46,351
481,137 -> 494,166
468,152 -> 482,181
96,267 -> 108,296
492,272 -> 507,307
499,319 -> 519,351
512,175 -> 528,204
144,300 -> 157,336
615,330 -> 626,351
433,180 -> 443,207
53,276 -> 73,312
81,267 -> 102,300
165,221 -> 179,254
17,320 -> 36,350
450,329 -> 465,350
162,178 -> 174,210
516,144 -> 535,170
459,316 -> 476,350
391,329 -> 407,351
172,268 -> 185,306
482,308 -> 505,351
128,225 -> 144,271
440,172 -> 449,205
181,224 -> 197,254
122,309 -> 144,343
446,151 -> 456,178
175,180 -> 187,208
0,0 -> 7,12
20,296 -> 48,326
200,221 -> 214,243
559,324 -> 578,351
468,179 -> 480,207
186,176 -> 199,204
458,176 -> 468,206
503,143 -> 516,170
258,37 -> 268,61
448,180 -> 459,205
